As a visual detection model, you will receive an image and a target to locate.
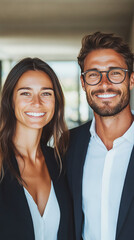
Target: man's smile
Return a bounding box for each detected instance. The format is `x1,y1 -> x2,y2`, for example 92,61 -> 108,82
96,93 -> 117,99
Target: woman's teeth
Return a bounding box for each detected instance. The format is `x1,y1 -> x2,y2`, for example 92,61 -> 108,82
26,112 -> 45,117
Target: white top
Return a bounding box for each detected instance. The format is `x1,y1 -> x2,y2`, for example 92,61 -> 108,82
82,118 -> 134,240
24,181 -> 60,240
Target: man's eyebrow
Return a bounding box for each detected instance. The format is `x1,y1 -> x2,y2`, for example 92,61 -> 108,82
85,68 -> 98,71
17,87 -> 54,91
85,67 -> 121,72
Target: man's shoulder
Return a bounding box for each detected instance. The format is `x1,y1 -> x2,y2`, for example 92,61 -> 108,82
69,121 -> 92,145
70,120 -> 92,135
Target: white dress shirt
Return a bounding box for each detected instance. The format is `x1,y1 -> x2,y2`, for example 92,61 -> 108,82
82,118 -> 134,240
24,181 -> 60,240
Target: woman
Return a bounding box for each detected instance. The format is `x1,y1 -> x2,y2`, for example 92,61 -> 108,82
0,58 -> 75,240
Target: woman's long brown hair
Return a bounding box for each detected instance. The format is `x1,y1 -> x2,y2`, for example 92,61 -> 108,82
0,57 -> 69,181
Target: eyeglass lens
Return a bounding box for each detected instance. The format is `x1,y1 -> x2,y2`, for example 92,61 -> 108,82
84,68 -> 126,85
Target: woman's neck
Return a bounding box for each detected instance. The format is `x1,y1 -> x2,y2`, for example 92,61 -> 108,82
13,124 -> 43,163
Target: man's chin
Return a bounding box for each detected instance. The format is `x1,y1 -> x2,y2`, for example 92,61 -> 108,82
94,109 -> 118,117
93,103 -> 129,117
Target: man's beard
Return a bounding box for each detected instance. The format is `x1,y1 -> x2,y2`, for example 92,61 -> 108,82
86,87 -> 130,117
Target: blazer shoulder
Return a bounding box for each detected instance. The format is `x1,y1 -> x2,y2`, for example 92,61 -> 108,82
70,120 -> 91,133
66,121 -> 91,168
69,121 -> 91,141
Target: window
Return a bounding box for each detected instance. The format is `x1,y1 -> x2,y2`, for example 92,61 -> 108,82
49,61 -> 92,128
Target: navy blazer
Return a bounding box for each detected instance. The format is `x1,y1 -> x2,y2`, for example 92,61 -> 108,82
66,121 -> 134,240
0,146 -> 75,240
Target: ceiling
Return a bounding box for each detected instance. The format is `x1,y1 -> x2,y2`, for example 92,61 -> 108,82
0,0 -> 133,60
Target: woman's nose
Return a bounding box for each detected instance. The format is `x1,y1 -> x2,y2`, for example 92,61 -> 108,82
32,94 -> 41,106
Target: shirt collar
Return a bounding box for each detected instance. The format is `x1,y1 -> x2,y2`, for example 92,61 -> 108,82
90,117 -> 96,137
120,121 -> 134,144
90,117 -> 134,145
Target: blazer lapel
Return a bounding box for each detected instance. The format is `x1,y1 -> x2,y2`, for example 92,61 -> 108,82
116,146 -> 134,239
41,145 -> 58,181
71,123 -> 91,239
2,170 -> 35,239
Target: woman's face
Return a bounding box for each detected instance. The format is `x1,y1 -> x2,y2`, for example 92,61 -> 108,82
13,70 -> 55,130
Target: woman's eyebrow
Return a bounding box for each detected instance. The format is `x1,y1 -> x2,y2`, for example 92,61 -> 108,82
17,87 -> 54,91
17,87 -> 31,91
41,87 -> 54,91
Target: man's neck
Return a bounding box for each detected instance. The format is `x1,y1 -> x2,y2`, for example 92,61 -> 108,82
94,105 -> 133,150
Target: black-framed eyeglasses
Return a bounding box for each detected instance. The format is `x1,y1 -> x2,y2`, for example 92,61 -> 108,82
81,68 -> 129,86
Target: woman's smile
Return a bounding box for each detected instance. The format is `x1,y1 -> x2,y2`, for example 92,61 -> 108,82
25,112 -> 46,117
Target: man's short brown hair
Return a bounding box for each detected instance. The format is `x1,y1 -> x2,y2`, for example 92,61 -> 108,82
78,31 -> 133,75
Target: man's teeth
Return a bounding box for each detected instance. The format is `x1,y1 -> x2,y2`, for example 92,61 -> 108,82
97,94 -> 117,98
26,112 -> 45,117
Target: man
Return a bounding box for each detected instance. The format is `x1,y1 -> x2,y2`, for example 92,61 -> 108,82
66,32 -> 134,240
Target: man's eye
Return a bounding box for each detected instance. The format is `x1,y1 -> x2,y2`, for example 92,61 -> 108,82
90,73 -> 98,77
111,71 -> 121,75
87,72 -> 98,78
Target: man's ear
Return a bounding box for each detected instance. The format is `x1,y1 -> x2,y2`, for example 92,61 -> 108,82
80,75 -> 86,91
130,72 -> 134,90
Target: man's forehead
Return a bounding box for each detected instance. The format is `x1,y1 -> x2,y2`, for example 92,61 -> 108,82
83,49 -> 127,71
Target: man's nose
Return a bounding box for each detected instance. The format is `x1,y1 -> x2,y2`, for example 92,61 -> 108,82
98,72 -> 111,87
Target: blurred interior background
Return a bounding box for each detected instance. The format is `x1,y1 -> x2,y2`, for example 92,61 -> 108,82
0,0 -> 133,128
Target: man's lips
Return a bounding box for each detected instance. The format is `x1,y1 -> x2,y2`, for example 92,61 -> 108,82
91,89 -> 121,99
96,93 -> 117,99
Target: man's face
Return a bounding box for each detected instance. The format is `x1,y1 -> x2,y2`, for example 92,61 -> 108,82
81,49 -> 134,117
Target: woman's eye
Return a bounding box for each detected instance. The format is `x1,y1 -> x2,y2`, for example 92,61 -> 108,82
20,92 -> 30,96
41,92 -> 52,96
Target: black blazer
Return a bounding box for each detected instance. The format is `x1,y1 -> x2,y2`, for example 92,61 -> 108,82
0,146 -> 75,240
66,121 -> 134,240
